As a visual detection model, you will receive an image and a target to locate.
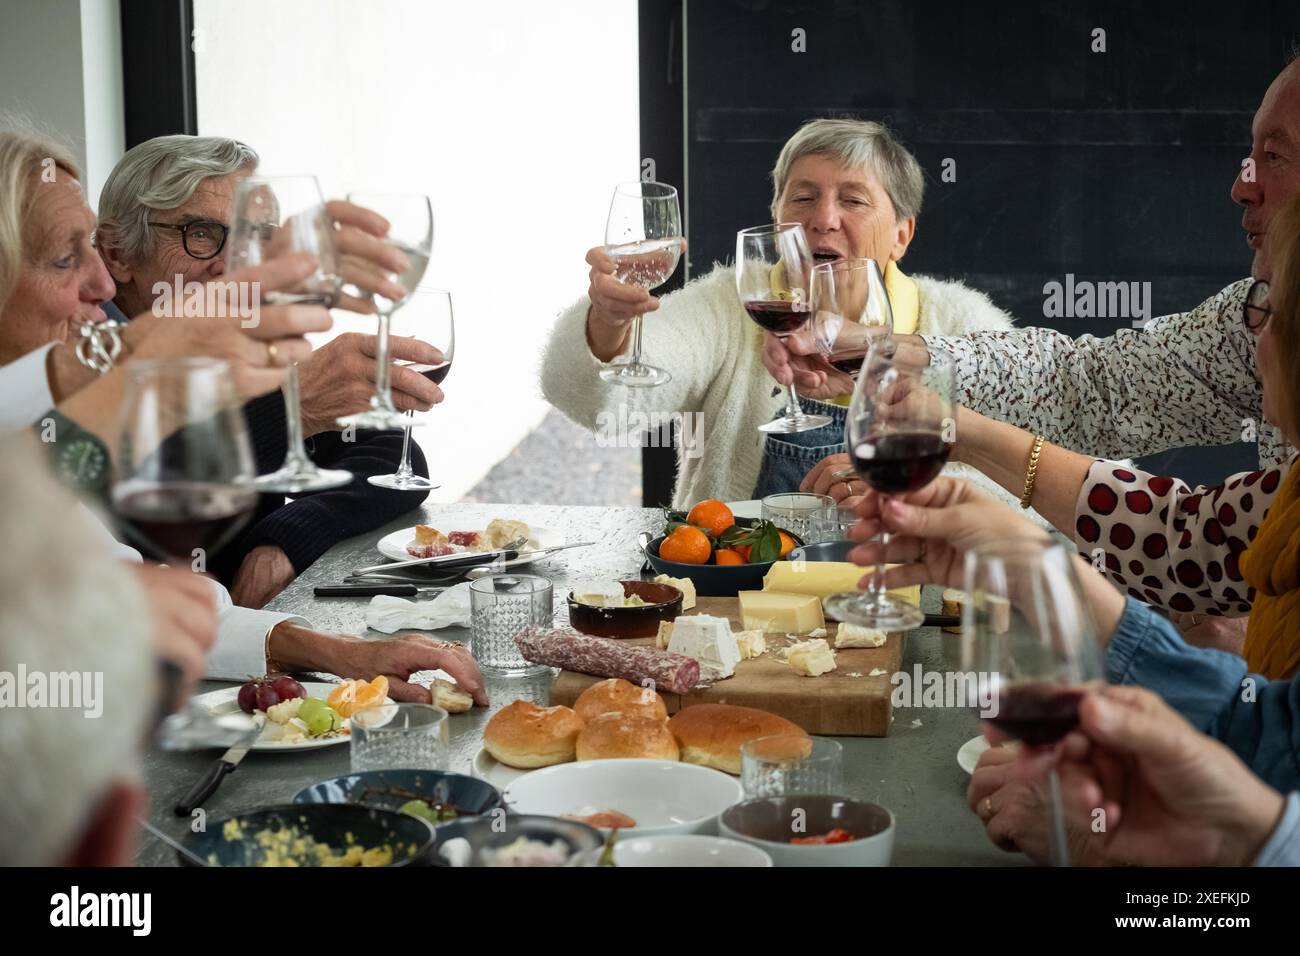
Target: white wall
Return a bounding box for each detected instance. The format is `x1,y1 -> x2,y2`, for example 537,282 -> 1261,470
194,0 -> 640,501
0,0 -> 123,208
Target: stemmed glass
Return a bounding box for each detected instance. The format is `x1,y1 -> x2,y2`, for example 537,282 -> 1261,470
338,192 -> 434,429
111,357 -> 259,568
736,223 -> 832,432
226,174 -> 350,492
809,257 -> 894,377
369,288 -> 453,490
598,181 -> 684,388
961,540 -> 1107,867
825,348 -> 957,629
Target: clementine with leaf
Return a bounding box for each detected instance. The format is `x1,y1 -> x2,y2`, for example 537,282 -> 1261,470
714,548 -> 745,565
660,525 -> 712,564
686,499 -> 735,537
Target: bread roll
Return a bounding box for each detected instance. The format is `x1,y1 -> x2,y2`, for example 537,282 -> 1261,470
576,712 -> 679,761
483,700 -> 583,769
667,704 -> 807,775
573,678 -> 668,723
429,678 -> 472,714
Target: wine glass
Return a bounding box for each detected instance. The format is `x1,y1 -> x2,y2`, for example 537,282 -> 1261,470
736,223 -> 832,432
809,257 -> 894,376
111,357 -> 259,568
825,347 -> 957,629
337,192 -> 435,430
369,288 -> 453,490
960,540 -> 1107,866
598,181 -> 684,388
226,174 -> 351,492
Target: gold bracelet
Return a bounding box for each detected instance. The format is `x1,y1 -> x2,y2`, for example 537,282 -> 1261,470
1020,435 -> 1045,509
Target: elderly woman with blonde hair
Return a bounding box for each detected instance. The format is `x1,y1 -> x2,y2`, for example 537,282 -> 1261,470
541,117 -> 1015,509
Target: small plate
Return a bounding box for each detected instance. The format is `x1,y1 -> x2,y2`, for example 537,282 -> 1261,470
376,525 -> 565,567
192,681 -> 393,752
473,748 -> 532,788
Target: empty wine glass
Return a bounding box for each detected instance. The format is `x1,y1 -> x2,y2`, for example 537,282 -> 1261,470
825,348 -> 956,630
338,192 -> 434,430
736,223 -> 831,432
227,174 -> 350,492
598,181 -> 684,388
809,257 -> 894,376
961,540 -> 1107,866
111,358 -> 259,568
369,288 -> 453,490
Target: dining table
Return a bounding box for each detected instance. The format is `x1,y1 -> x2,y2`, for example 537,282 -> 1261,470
136,502 -> 1021,866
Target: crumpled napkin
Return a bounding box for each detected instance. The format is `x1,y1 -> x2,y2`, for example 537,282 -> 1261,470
365,581 -> 472,633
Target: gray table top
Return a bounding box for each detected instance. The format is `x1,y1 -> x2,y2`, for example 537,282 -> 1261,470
138,502 -> 1016,866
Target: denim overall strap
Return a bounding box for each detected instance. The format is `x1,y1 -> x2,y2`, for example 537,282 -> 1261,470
751,397 -> 849,500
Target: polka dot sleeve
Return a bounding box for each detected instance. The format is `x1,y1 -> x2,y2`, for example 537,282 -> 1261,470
1072,458 -> 1294,616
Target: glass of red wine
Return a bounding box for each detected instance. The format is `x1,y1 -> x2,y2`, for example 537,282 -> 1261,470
598,181 -> 684,388
111,358 -> 259,569
369,287 -> 453,490
338,191 -> 435,429
826,347 -> 956,629
736,223 -> 832,433
227,174 -> 350,493
809,257 -> 894,377
960,539 -> 1106,866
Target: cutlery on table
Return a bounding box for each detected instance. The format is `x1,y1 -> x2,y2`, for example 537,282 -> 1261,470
174,722 -> 262,816
350,538 -> 595,578
314,582 -> 448,597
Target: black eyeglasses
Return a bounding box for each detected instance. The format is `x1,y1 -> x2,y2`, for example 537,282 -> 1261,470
1244,279 -> 1272,332
147,220 -> 228,260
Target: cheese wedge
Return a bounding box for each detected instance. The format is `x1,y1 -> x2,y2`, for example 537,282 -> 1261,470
738,590 -> 825,634
762,561 -> 921,607
655,619 -> 675,650
668,614 -> 740,679
734,629 -> 766,659
788,639 -> 836,677
941,588 -> 964,634
654,574 -> 696,610
834,622 -> 887,648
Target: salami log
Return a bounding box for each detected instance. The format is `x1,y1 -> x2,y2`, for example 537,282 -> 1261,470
515,626 -> 700,694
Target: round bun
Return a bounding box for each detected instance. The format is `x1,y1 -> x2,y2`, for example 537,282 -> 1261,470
667,704 -> 806,775
573,678 -> 668,723
483,701 -> 584,769
576,712 -> 679,761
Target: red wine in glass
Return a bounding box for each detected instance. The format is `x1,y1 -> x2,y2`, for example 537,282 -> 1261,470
114,481 -> 257,563
850,431 -> 951,495
402,361 -> 452,385
985,683 -> 1085,747
829,353 -> 865,375
743,300 -> 812,336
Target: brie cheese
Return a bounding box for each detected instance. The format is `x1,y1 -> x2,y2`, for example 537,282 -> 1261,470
788,638 -> 836,677
834,623 -> 887,648
668,614 -> 741,679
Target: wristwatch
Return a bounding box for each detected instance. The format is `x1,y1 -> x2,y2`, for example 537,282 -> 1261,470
37,410 -> 111,499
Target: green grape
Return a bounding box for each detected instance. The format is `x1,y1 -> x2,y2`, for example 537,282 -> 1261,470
304,707 -> 335,736
298,698 -> 325,721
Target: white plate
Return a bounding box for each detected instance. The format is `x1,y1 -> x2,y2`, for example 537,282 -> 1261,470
472,748 -> 531,788
376,524 -> 565,568
957,735 -> 990,774
193,681 -> 392,752
727,500 -> 762,520
503,759 -> 744,838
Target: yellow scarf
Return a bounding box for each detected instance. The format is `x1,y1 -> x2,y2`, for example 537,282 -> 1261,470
1241,463 -> 1300,679
826,261 -> 919,406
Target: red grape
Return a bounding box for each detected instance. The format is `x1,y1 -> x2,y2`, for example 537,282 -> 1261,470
269,675 -> 306,701
254,682 -> 280,712
237,680 -> 261,714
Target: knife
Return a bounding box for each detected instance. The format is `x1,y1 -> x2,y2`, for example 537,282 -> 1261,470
351,540 -> 597,577
314,582 -> 446,597
174,724 -> 261,816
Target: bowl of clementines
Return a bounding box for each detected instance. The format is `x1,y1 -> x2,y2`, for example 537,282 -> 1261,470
644,500 -> 802,597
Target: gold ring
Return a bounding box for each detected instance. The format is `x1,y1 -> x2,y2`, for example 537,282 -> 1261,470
266,342 -> 280,366
982,797 -> 994,819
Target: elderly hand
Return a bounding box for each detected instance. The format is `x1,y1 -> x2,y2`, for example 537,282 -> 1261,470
584,244 -> 677,361
296,331 -> 444,437
231,545 -> 297,609
800,452 -> 870,503
325,200 -> 412,314
129,562 -> 218,708
761,331 -> 856,398
1053,686 -> 1286,867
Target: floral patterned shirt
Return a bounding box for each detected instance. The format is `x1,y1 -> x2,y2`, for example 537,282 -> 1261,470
922,278 -> 1292,468
1071,457 -> 1294,616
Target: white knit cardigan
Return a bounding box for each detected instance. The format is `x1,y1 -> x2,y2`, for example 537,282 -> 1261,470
540,264 -> 1018,510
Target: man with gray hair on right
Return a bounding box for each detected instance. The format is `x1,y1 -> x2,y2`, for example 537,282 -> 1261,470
0,440 -> 155,866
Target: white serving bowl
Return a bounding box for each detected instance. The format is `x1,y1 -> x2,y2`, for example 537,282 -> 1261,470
503,759 -> 744,838
606,834 -> 772,867
719,794 -> 895,867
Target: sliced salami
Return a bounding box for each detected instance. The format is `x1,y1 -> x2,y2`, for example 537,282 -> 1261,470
515,626 -> 700,695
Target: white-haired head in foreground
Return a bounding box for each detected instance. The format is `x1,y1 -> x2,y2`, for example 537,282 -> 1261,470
0,440 -> 153,866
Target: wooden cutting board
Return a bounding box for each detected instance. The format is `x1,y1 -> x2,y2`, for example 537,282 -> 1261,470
548,597 -> 904,736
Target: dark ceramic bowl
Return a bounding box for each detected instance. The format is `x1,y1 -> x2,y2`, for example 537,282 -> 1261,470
644,518 -> 802,598
292,769 -> 503,825
430,814 -> 604,867
181,803 -> 435,867
719,794 -> 894,867
567,580 -> 684,638
788,540 -> 854,563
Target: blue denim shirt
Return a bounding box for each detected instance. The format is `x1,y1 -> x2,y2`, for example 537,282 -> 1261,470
751,398 -> 847,499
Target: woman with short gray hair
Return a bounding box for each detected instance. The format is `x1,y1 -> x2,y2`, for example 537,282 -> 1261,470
541,116 -> 1015,508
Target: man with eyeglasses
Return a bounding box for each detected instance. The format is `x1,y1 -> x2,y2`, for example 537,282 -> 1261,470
89,135 -> 446,608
